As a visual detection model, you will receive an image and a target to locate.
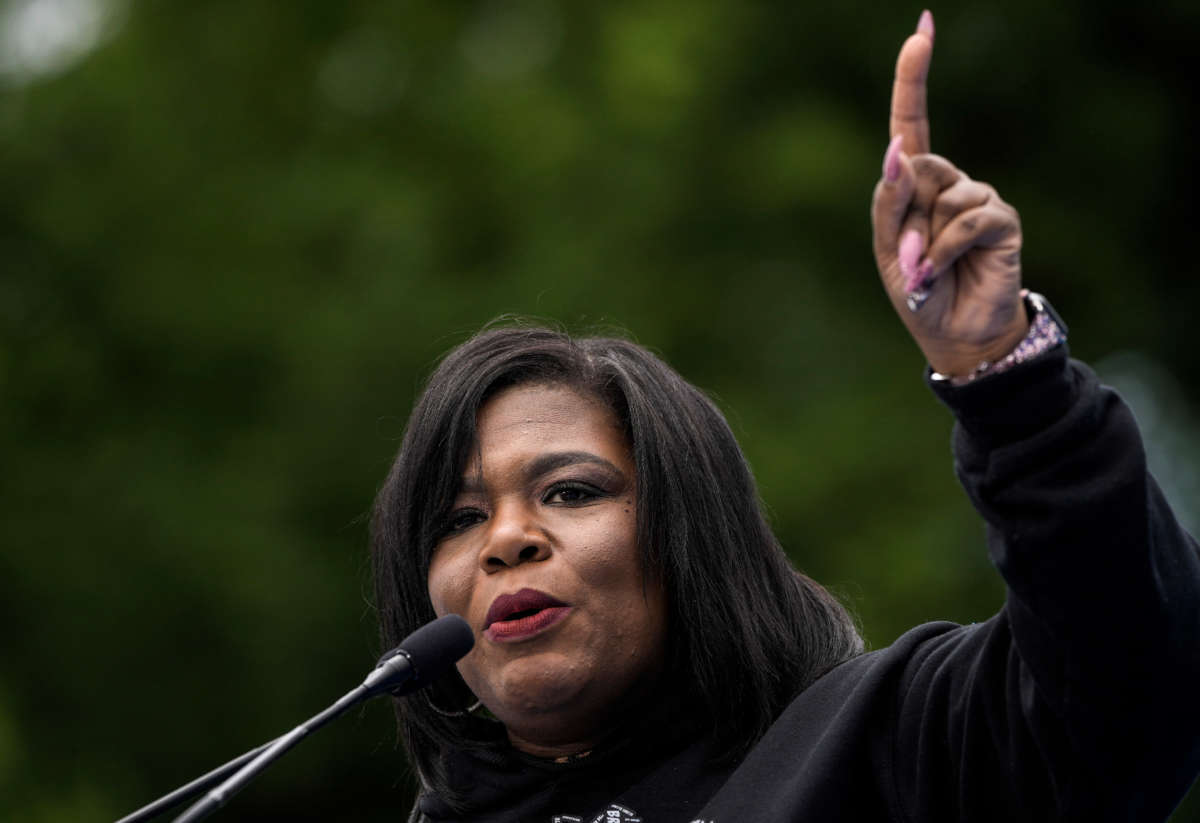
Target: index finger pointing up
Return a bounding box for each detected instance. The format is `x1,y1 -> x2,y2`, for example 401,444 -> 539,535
890,10 -> 935,155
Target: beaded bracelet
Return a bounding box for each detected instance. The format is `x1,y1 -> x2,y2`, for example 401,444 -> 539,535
930,292 -> 1068,387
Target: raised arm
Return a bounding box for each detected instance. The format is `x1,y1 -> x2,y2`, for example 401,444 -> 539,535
871,13 -> 1200,821
871,12 -> 1028,379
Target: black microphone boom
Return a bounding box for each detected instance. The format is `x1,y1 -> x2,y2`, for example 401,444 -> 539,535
116,614 -> 474,823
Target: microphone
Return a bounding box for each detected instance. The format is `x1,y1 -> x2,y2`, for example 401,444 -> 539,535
364,611 -> 476,696
116,614 -> 474,823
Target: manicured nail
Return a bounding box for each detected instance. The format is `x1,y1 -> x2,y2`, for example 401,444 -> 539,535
898,230 -> 924,288
917,10 -> 935,42
883,134 -> 904,183
914,258 -> 935,292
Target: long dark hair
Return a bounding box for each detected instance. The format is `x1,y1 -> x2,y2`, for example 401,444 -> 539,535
371,323 -> 862,801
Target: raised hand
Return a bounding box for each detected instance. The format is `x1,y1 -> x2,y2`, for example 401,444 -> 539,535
871,11 -> 1029,378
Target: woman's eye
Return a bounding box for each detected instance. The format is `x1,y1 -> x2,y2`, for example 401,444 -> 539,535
444,509 -> 485,535
545,483 -> 602,505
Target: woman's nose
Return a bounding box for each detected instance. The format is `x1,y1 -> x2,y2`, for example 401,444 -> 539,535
478,503 -> 551,572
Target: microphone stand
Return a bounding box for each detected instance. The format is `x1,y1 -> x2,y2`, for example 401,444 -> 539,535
172,683 -> 371,822
115,740 -> 276,823
118,663 -> 400,822
116,614 -> 472,822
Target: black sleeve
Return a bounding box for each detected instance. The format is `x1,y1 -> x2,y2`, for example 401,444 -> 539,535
888,345 -> 1200,822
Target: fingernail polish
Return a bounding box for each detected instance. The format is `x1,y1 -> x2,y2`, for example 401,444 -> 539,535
898,230 -> 924,287
917,10 -> 935,42
914,258 -> 935,291
883,134 -> 903,183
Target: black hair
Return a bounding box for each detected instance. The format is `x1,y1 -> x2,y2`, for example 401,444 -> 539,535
370,323 -> 862,803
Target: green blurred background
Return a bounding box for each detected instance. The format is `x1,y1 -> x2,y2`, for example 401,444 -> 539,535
2,0 -> 1198,820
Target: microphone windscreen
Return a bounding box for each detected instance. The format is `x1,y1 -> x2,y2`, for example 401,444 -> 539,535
385,614 -> 475,695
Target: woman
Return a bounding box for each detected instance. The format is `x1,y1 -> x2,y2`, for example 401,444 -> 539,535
371,13 -> 1200,822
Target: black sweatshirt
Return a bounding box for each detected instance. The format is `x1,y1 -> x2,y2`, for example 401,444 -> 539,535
416,348 -> 1200,822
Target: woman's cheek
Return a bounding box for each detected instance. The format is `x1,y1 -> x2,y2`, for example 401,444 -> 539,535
428,548 -> 473,617
573,522 -> 639,586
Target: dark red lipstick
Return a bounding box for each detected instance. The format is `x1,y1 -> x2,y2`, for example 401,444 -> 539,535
484,588 -> 571,642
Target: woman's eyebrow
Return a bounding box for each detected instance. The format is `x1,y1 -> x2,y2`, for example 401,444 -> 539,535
524,451 -> 623,482
457,451 -> 625,494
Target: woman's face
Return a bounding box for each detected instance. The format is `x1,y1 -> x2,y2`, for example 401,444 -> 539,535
427,383 -> 667,757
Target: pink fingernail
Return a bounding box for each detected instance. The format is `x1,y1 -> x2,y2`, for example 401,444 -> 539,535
917,10 -> 935,42
898,230 -> 924,288
883,134 -> 904,183
913,258 -> 935,292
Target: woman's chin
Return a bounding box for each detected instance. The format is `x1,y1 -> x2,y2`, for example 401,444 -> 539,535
473,643 -> 666,747
488,654 -> 595,717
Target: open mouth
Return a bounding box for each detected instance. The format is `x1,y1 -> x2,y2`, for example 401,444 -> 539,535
502,608 -> 542,621
484,588 -> 568,629
484,588 -> 571,641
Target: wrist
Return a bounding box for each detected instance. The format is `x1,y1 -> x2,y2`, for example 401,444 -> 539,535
930,292 -> 1067,386
924,300 -> 1030,378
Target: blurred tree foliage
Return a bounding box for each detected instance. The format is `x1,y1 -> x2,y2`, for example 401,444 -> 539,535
2,0 -> 1198,820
